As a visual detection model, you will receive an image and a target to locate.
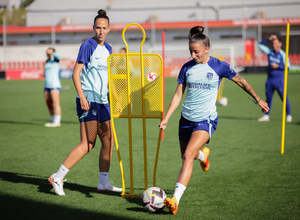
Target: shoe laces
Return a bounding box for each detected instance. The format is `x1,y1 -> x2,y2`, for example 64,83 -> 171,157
53,177 -> 67,184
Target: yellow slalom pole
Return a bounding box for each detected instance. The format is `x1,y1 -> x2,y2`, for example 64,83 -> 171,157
280,23 -> 290,154
153,128 -> 162,186
111,118 -> 126,196
217,78 -> 225,101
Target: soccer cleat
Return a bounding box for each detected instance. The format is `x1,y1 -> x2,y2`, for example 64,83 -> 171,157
45,122 -> 61,127
164,196 -> 178,215
49,173 -> 67,196
258,115 -> 269,122
97,181 -> 122,192
287,115 -> 292,122
200,147 -> 210,172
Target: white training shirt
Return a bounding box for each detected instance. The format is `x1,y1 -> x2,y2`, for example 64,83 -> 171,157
76,37 -> 112,104
44,52 -> 61,89
178,56 -> 236,122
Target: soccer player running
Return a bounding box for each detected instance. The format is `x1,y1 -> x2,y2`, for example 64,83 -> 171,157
159,26 -> 269,215
43,47 -> 62,127
49,9 -> 122,196
257,34 -> 292,122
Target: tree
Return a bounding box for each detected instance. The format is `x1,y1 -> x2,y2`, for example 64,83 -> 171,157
0,0 -> 35,25
20,0 -> 36,8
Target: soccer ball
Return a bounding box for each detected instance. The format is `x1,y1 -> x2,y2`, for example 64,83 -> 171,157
142,187 -> 167,213
219,97 -> 228,106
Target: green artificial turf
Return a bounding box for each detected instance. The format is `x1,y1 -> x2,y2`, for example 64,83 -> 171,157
0,74 -> 299,219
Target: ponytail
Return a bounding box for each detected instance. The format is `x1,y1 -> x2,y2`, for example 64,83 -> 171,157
189,26 -> 204,38
189,26 -> 210,48
94,9 -> 110,24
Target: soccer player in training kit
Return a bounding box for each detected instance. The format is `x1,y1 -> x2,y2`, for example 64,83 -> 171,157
159,26 -> 269,215
49,9 -> 122,196
257,34 -> 292,122
43,48 -> 62,127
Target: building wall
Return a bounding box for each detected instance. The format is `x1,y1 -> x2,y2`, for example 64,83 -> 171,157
1,0 -> 300,76
26,0 -> 300,26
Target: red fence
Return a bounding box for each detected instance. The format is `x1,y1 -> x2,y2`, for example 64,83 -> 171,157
1,54 -> 299,78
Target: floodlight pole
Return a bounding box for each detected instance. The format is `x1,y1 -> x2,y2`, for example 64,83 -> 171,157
51,13 -> 56,46
3,14 -> 7,70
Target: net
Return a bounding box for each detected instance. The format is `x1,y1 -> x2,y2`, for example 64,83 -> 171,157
108,53 -> 163,118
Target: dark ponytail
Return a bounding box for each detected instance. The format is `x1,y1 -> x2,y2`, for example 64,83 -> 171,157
94,9 -> 110,24
189,26 -> 210,48
189,26 -> 204,38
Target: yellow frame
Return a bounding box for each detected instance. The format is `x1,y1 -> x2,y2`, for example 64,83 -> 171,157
108,23 -> 164,198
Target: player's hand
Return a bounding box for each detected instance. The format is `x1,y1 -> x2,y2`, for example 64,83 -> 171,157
258,100 -> 269,113
158,119 -> 168,130
270,62 -> 278,69
46,48 -> 53,56
80,97 -> 90,111
268,34 -> 277,41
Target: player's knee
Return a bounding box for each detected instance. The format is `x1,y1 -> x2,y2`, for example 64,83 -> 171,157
79,141 -> 95,153
182,149 -> 195,162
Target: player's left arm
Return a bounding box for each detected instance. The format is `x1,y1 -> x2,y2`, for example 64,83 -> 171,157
231,73 -> 269,113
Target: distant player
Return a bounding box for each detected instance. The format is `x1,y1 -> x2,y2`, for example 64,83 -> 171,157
159,26 -> 269,215
257,34 -> 292,122
119,47 -> 126,53
49,9 -> 122,196
43,47 -> 62,127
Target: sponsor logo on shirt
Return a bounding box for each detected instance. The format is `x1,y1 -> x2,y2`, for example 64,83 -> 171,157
270,55 -> 281,63
97,65 -> 107,71
187,82 -> 211,90
206,72 -> 213,80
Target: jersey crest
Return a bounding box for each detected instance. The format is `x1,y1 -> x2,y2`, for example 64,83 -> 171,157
206,72 -> 213,80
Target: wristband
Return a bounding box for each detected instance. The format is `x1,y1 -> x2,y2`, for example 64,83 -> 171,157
249,97 -> 261,104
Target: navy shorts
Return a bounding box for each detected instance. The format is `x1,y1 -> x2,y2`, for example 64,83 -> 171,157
179,115 -> 218,143
76,98 -> 111,123
44,88 -> 61,92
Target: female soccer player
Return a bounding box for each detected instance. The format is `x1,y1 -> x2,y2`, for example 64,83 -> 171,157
257,34 -> 292,122
43,47 -> 62,127
49,9 -> 122,196
159,26 -> 269,214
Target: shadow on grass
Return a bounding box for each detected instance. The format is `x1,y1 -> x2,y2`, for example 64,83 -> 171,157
32,119 -> 78,125
0,119 -> 77,126
0,120 -> 40,126
218,115 -> 257,121
126,205 -> 170,215
219,115 -> 299,125
0,171 -> 171,217
122,190 -> 172,215
0,171 -> 121,198
0,194 -> 135,220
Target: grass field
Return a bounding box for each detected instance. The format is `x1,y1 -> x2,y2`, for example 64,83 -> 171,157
0,74 -> 299,219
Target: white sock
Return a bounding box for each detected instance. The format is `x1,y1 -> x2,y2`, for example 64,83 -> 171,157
99,172 -> 109,185
197,150 -> 205,161
56,164 -> 69,179
51,115 -> 54,122
53,115 -> 61,124
173,182 -> 186,204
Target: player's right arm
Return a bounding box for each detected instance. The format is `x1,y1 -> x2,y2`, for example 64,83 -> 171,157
258,38 -> 271,55
72,62 -> 90,111
159,83 -> 185,130
231,73 -> 269,113
52,51 -> 61,61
